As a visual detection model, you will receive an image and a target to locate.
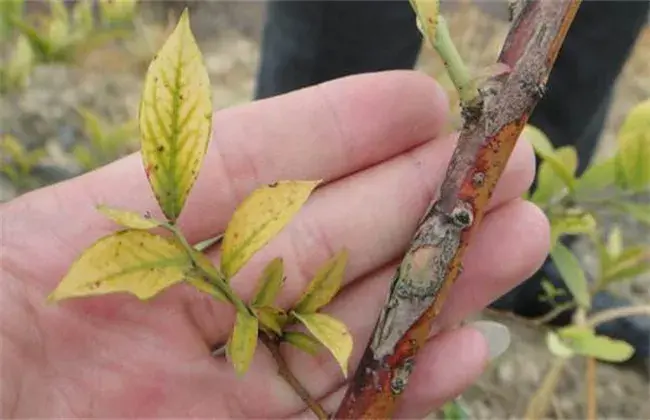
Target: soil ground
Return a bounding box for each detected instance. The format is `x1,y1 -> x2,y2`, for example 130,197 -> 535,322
1,1 -> 649,418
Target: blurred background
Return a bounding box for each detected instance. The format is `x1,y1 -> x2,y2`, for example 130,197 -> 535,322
1,1 -> 648,418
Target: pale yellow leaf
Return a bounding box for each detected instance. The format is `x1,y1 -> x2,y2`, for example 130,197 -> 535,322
227,311 -> 259,376
251,257 -> 284,307
221,180 -> 321,279
96,204 -> 164,230
139,9 -> 212,222
48,230 -> 191,301
252,305 -> 287,335
293,312 -> 353,378
283,331 -> 323,356
293,249 -> 348,314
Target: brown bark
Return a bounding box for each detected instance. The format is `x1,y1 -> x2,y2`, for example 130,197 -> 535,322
334,1 -> 582,418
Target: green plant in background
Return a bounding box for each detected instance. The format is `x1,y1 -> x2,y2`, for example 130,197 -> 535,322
72,107 -> 139,171
521,98 -> 650,419
6,0 -> 136,64
0,133 -> 46,191
0,33 -> 34,94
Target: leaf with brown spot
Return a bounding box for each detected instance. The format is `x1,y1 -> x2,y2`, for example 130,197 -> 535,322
220,180 -> 321,279
139,9 -> 212,222
48,230 -> 191,302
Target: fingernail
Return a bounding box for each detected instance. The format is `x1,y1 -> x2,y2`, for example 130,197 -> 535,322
471,320 -> 511,361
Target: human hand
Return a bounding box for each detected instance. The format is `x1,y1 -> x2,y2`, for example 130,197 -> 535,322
0,71 -> 549,418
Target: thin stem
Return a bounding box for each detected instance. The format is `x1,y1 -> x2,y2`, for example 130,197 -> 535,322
587,305 -> 650,328
163,223 -> 250,315
260,333 -> 328,420
585,357 -> 597,420
531,302 -> 577,326
432,15 -> 477,105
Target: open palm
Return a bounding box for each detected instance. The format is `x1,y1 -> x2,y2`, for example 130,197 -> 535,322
0,72 -> 549,418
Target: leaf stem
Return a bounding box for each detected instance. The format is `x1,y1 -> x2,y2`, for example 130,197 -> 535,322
260,333 -> 328,420
531,302 -> 577,326
585,356 -> 597,420
586,304 -> 650,328
430,15 -> 478,106
163,223 -> 250,315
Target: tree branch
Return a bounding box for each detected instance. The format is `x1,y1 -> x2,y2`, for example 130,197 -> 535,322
334,1 -> 582,417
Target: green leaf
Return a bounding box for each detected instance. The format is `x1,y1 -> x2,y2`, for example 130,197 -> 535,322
139,9 -> 213,223
601,246 -> 650,285
251,257 -> 284,307
526,125 -> 578,192
48,230 -> 192,301
557,325 -> 635,363
293,312 -> 353,378
293,249 -> 349,314
252,305 -> 287,335
615,99 -> 650,192
549,210 -> 596,245
606,226 -> 623,259
282,331 -> 323,356
226,311 -> 259,376
531,147 -> 578,205
546,331 -> 575,358
440,399 -> 470,420
574,156 -> 616,197
72,0 -> 94,34
96,204 -> 164,230
220,180 -> 321,279
549,242 -> 590,309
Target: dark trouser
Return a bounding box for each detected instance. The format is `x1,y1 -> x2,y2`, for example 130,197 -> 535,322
254,0 -> 648,175
253,0 -> 649,340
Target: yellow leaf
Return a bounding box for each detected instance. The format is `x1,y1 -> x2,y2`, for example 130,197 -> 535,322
139,9 -> 212,222
253,305 -> 288,335
251,257 -> 284,307
292,312 -> 353,378
48,230 -> 191,302
227,311 -> 259,376
293,249 -> 348,314
96,204 -> 164,230
283,331 -> 323,356
221,180 -> 321,279
616,99 -> 650,192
